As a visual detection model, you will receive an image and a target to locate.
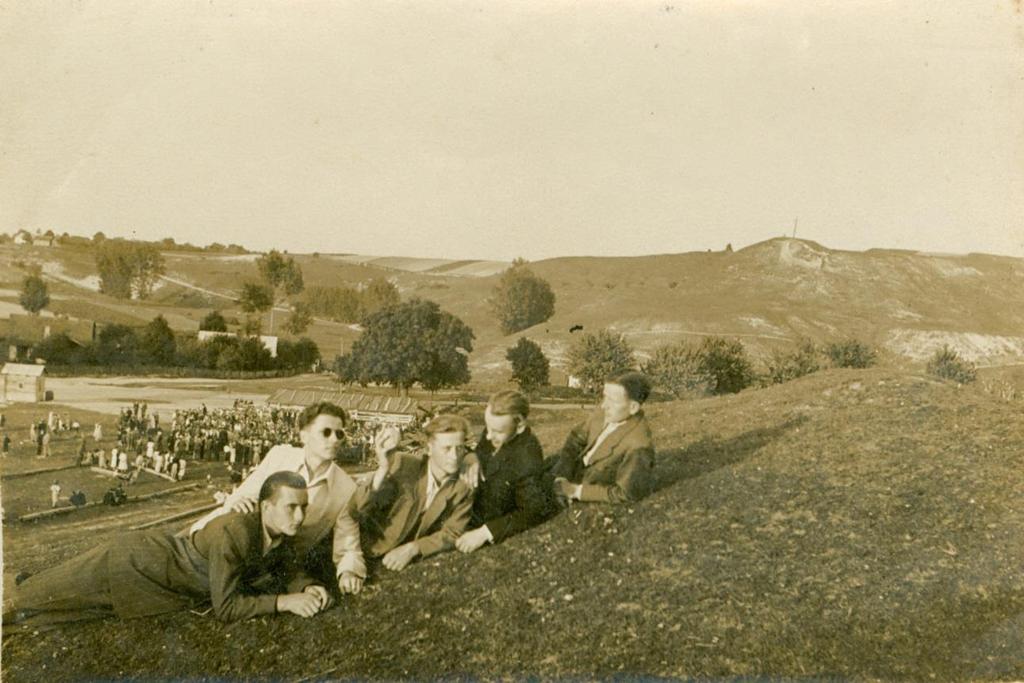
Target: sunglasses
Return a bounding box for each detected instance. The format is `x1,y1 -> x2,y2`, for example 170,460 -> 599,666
320,428 -> 346,440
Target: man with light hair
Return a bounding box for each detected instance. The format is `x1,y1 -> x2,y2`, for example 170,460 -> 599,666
455,391 -> 548,553
350,414 -> 474,572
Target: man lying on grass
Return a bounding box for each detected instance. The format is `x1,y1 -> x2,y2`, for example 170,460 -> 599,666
350,414 -> 474,571
3,471 -> 333,627
549,371 -> 657,505
455,390 -> 550,554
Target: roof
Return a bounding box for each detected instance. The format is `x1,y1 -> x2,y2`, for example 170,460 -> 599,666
266,388 -> 422,415
2,363 -> 46,376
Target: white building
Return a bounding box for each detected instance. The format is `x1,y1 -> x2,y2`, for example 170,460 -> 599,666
2,363 -> 46,402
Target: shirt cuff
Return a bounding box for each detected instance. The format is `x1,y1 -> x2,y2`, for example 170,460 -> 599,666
482,525 -> 495,543
573,484 -> 583,500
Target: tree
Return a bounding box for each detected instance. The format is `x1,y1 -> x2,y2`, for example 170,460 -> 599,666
92,231 -> 106,244
825,338 -> 877,369
360,278 -> 400,319
94,324 -> 139,365
338,298 -> 474,395
283,302 -> 313,336
490,259 -> 556,335
506,338 -> 550,393
643,341 -> 703,397
278,337 -> 320,370
94,241 -> 165,299
238,282 -> 274,326
696,337 -> 755,395
199,310 -> 228,332
567,329 -> 635,392
19,274 -> 49,315
140,315 -> 177,365
255,250 -> 304,333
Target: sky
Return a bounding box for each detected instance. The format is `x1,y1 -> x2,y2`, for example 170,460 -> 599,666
1,0 -> 1022,261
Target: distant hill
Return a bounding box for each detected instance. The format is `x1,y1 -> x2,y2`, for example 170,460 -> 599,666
1,237 -> 1023,382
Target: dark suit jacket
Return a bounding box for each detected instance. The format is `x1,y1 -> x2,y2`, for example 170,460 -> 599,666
471,427 -> 549,542
7,511 -> 314,625
350,452 -> 473,559
549,409 -> 656,504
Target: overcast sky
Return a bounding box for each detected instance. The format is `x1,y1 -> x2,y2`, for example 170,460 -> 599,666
2,1 -> 1022,261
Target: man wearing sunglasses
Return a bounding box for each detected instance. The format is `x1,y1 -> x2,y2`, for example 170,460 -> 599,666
189,401 -> 385,596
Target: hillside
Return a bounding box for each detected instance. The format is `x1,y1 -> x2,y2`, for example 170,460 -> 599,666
2,237 -> 1024,382
2,368 -> 1022,680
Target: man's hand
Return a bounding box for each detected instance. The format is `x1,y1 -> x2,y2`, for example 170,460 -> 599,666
228,496 -> 257,514
374,426 -> 401,464
303,584 -> 334,611
459,453 -> 482,491
337,571 -> 364,595
277,591 -> 324,618
455,526 -> 491,554
382,542 -> 420,571
553,477 -> 579,507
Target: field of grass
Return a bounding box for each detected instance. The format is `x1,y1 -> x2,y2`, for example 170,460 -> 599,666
2,368 -> 1022,680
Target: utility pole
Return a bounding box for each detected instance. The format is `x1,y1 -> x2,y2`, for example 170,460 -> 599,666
793,218 -> 798,238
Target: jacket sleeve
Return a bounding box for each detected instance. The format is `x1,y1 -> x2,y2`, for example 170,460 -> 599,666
332,500 -> 367,579
207,525 -> 279,623
577,441 -> 655,504
414,487 -> 473,558
484,442 -> 549,542
548,420 -> 589,481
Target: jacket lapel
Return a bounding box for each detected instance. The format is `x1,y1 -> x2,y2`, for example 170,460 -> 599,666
585,414 -> 641,467
417,479 -> 453,537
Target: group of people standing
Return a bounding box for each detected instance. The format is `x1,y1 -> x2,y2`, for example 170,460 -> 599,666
3,371 -> 657,627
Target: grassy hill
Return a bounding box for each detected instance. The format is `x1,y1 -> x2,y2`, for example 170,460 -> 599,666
3,368 -> 1022,680
3,237 -> 1024,383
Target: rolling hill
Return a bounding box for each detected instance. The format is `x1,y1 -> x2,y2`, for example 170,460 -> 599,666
2,237 -> 1023,383
3,368 -> 1022,679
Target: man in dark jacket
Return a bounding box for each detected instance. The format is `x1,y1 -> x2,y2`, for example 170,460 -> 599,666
549,371 -> 657,505
4,472 -> 331,626
456,391 -> 549,553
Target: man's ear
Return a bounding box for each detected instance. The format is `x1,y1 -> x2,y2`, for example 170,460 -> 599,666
515,420 -> 527,435
628,400 -> 641,416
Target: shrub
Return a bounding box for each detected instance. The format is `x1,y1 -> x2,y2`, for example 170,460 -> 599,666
927,345 -> 977,384
567,329 -> 635,393
765,338 -> 821,385
490,259 -> 556,335
696,337 -> 755,395
643,341 -> 704,398
825,338 -> 877,369
506,337 -> 550,393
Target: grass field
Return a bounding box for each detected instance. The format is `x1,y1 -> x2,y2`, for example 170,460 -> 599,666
2,368 -> 1022,680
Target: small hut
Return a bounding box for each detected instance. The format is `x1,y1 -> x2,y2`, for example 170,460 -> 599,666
2,363 -> 46,402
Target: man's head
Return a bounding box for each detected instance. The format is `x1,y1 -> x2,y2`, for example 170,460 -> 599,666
601,371 -> 652,424
424,414 -> 470,478
259,471 -> 309,537
298,402 -> 348,465
484,390 -> 529,450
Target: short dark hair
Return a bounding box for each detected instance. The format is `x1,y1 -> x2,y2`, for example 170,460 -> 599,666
258,471 -> 307,503
607,371 -> 652,404
297,402 -> 348,431
487,390 -> 529,421
424,414 -> 471,441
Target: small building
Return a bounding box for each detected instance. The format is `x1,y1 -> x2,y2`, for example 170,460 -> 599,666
1,363 -> 46,403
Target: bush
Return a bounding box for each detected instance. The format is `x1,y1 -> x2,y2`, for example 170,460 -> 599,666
765,338 -> 821,385
567,329 -> 635,393
490,259 -> 556,335
506,338 -> 550,393
825,338 -> 877,369
643,341 -> 704,398
697,337 -> 755,395
926,345 -> 977,384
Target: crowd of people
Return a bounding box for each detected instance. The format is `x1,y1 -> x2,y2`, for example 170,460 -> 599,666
4,370 -> 657,627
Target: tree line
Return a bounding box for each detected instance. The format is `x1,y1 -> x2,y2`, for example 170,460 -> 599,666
31,315 -> 320,373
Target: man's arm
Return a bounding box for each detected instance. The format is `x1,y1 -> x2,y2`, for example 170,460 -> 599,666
577,443 -> 655,504
332,500 -> 367,580
414,487 -> 474,558
548,420 -> 590,481
206,525 -> 280,622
